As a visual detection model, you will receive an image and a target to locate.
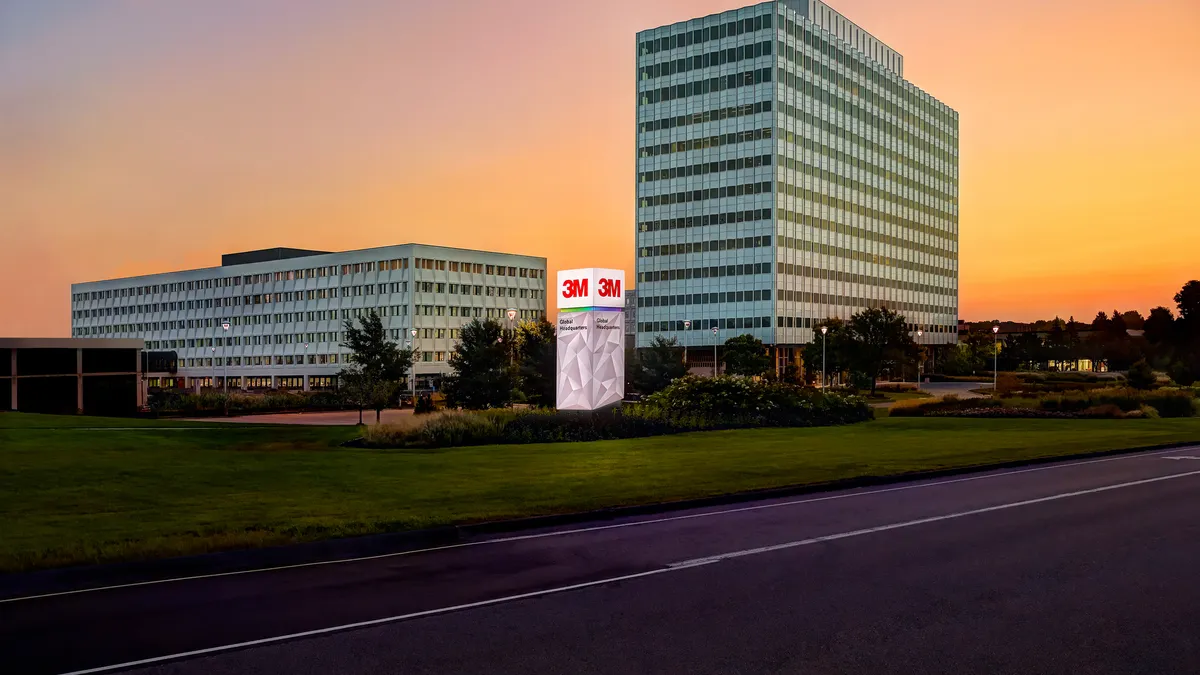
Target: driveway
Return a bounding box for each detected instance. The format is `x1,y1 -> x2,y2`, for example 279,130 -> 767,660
181,409 -> 415,426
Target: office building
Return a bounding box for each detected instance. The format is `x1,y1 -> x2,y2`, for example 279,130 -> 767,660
2,338 -> 146,415
70,245 -> 547,391
635,0 -> 959,366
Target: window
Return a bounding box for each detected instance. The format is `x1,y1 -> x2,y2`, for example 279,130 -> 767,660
485,265 -> 495,275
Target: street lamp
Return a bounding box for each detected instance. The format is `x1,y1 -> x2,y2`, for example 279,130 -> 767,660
711,326 -> 719,377
210,346 -> 216,389
683,320 -> 691,370
221,321 -> 230,395
409,327 -> 419,404
820,325 -> 828,389
916,329 -> 923,390
992,325 -> 1000,395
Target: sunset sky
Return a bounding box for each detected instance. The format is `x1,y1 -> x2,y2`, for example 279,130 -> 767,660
2,0 -> 1198,337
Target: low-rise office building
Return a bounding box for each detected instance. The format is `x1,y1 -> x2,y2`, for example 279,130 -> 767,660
2,338 -> 146,415
70,245 -> 548,391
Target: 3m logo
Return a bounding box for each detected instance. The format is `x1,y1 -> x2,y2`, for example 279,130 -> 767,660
562,278 -> 588,299
597,278 -> 622,298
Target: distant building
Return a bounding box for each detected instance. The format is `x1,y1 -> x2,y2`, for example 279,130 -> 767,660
70,245 -> 547,391
2,338 -> 145,415
634,0 -> 960,370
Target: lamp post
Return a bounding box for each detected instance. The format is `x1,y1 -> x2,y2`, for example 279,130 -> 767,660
409,327 -> 419,405
210,346 -> 216,389
221,321 -> 230,395
683,320 -> 691,370
916,329 -> 923,390
992,325 -> 1000,395
711,326 -> 719,377
820,325 -> 828,389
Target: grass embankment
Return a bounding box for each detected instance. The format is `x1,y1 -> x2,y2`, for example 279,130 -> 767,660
3,411 -> 1200,572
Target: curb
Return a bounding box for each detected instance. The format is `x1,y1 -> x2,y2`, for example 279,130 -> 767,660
2,439 -> 1198,600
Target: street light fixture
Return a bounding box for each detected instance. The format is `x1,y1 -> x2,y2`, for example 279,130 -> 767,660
820,325 -> 828,389
683,320 -> 691,369
409,328 -> 419,405
711,326 -> 719,377
221,321 -> 230,395
916,329 -> 923,390
992,325 -> 1000,395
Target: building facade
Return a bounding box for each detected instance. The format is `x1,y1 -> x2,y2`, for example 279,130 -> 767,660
634,0 -> 959,364
70,245 -> 547,390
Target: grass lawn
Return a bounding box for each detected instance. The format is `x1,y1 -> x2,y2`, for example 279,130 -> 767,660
3,411 -> 1200,572
879,390 -> 934,403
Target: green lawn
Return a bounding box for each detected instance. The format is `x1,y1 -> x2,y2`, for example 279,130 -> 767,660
3,411 -> 1200,573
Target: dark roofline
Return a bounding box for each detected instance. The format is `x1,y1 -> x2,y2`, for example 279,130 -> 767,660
221,248 -> 331,267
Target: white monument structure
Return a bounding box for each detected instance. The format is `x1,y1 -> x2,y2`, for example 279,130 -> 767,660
556,268 -> 625,411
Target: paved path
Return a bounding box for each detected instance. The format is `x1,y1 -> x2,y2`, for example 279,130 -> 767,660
4,445 -> 1200,674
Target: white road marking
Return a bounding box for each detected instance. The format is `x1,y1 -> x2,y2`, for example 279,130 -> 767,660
55,467 -> 1200,675
671,469 -> 1200,568
4,444 -> 1195,605
53,565 -> 702,675
1163,456 -> 1200,461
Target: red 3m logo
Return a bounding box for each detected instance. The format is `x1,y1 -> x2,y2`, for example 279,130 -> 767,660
597,278 -> 622,298
562,278 -> 588,299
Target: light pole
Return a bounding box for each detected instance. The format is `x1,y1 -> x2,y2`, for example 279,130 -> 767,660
711,326 -> 719,377
683,320 -> 691,370
992,325 -> 1000,395
210,346 -> 216,389
916,329 -> 923,390
820,325 -> 828,389
221,321 -> 230,395
505,308 -> 517,368
409,327 -> 419,405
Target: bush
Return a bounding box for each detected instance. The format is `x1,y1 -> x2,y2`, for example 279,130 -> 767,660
995,372 -> 1022,396
889,395 -> 1002,417
358,377 -> 872,449
1038,387 -> 1196,418
1126,360 -> 1158,390
1169,362 -> 1198,387
148,390 -> 349,416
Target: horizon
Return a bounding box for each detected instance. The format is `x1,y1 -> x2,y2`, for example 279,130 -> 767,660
2,0 -> 1198,335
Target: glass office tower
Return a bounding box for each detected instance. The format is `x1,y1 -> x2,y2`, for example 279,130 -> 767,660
635,0 -> 959,367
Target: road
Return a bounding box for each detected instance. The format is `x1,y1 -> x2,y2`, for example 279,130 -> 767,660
4,446 -> 1200,674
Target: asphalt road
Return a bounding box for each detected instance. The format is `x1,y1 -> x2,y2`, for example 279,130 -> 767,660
4,445 -> 1200,675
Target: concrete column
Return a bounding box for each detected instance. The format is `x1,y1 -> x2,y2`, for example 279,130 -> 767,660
270,375 -> 277,390
9,348 -> 16,411
303,374 -> 310,392
136,349 -> 144,408
76,348 -> 84,414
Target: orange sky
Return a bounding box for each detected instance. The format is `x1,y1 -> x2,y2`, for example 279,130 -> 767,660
1,0 -> 1198,336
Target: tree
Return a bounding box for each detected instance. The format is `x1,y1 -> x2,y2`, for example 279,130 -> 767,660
1121,310 -> 1145,330
339,310 -> 412,423
514,319 -> 557,407
629,336 -> 686,394
843,307 -> 917,395
1175,280 -> 1200,322
1144,307 -> 1176,346
1169,360 -> 1198,387
1004,331 -> 1044,371
722,334 -> 772,377
1126,359 -> 1157,390
442,319 -> 516,409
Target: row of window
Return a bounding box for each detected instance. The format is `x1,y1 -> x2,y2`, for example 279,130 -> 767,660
776,209 -> 954,264
776,64 -> 955,167
639,100 -> 768,134
641,146 -> 954,221
777,12 -> 956,131
638,235 -> 773,258
638,289 -> 772,308
639,12 -> 771,56
640,180 -> 773,208
639,207 -> 772,233
638,262 -> 772,283
182,355 -> 343,368
776,237 -> 954,280
775,181 -> 955,256
639,39 -> 771,81
640,126 -> 772,158
639,316 -> 772,333
72,263 -> 546,303
640,67 -> 772,106
776,263 -> 953,298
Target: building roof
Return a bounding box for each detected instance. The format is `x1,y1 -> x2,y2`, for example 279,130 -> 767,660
221,248 -> 331,267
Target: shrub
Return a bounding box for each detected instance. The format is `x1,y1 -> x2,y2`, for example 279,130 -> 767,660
1169,362 -> 1198,387
1126,360 -> 1158,390
1140,404 -> 1161,419
357,377 -> 872,449
1078,404 -> 1127,419
889,395 -> 1002,417
1038,387 -> 1195,418
995,372 -> 1022,396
